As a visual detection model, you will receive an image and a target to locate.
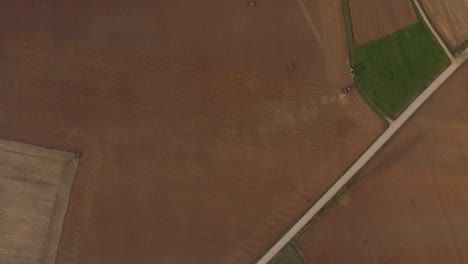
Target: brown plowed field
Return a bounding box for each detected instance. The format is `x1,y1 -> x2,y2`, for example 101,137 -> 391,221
420,0 -> 468,51
298,62 -> 468,263
350,0 -> 417,45
0,1 -> 385,263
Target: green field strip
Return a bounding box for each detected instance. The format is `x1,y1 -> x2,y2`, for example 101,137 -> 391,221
343,0 -> 449,119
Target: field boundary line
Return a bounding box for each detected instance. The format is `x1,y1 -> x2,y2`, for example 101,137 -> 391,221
413,0 -> 455,61
296,0 -> 324,47
256,48 -> 467,264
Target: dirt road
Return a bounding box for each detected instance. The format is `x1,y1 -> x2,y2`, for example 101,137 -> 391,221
413,0 -> 455,60
298,62 -> 468,264
0,0 -> 386,262
257,47 -> 467,264
419,0 -> 468,51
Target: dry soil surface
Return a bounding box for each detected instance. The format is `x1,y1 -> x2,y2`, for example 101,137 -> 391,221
420,0 -> 468,51
298,62 -> 468,264
0,1 -> 385,263
350,0 -> 417,45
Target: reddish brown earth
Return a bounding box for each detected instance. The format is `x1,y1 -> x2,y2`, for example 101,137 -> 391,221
0,1 -> 385,263
298,63 -> 468,264
420,0 -> 468,51
350,0 -> 417,45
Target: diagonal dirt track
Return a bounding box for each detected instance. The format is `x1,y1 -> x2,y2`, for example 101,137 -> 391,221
257,1 -> 467,261
257,43 -> 467,264
413,0 -> 455,60
0,1 -> 385,262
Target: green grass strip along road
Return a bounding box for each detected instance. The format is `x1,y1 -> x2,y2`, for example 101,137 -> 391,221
457,40 -> 468,56
343,0 -> 449,119
268,241 -> 306,264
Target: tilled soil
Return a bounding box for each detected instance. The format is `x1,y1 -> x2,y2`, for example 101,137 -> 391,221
298,63 -> 468,264
0,1 -> 385,263
420,0 -> 468,51
350,0 -> 417,45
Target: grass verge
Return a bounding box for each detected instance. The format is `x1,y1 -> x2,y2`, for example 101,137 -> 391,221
455,40 -> 468,56
268,240 -> 306,264
343,0 -> 448,119
414,0 -> 467,56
